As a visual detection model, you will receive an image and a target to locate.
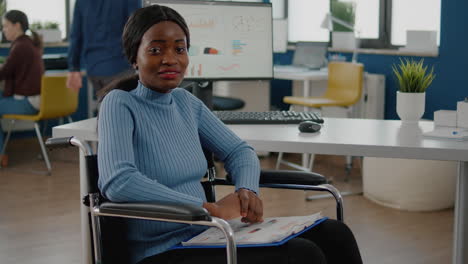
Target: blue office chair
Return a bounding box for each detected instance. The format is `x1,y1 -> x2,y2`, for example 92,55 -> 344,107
181,81 -> 245,111
46,137 -> 343,264
213,96 -> 245,111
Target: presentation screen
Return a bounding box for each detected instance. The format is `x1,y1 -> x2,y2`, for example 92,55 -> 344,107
143,0 -> 273,80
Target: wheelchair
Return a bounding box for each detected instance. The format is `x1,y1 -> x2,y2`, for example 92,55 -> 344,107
46,137 -> 344,264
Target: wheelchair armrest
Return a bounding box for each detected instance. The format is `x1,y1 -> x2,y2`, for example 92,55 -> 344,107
224,170 -> 326,186
259,169 -> 327,186
99,201 -> 211,222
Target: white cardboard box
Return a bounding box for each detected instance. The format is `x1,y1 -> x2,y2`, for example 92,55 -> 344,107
399,30 -> 438,53
434,110 -> 457,127
37,29 -> 62,43
457,101 -> 468,128
331,32 -> 356,50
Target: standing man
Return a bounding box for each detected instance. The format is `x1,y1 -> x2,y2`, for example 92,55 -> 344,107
67,0 -> 140,117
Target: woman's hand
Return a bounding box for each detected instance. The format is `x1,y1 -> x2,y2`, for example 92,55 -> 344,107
203,193 -> 241,220
67,71 -> 82,92
237,188 -> 263,224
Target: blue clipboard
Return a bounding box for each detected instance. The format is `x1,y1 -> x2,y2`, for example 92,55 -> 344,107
170,217 -> 328,250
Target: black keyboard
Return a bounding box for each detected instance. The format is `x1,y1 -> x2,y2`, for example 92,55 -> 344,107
214,111 -> 324,124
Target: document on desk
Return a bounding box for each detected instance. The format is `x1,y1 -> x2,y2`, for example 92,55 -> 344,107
422,127 -> 468,140
174,212 -> 326,248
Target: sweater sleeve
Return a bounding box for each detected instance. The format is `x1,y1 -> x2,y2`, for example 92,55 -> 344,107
0,41 -> 33,95
68,0 -> 83,72
195,96 -> 260,194
0,40 -> 31,78
97,91 -> 204,206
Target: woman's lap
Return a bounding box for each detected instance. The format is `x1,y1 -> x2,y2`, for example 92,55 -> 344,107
0,96 -> 39,147
140,219 -> 361,264
140,237 -> 326,264
299,219 -> 363,264
0,96 -> 38,116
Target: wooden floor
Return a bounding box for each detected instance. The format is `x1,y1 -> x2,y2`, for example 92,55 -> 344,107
0,138 -> 454,264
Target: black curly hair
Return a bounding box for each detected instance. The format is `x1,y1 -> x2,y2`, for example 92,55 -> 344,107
122,4 -> 190,66
98,4 -> 190,101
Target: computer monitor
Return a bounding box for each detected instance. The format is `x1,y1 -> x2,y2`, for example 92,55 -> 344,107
143,0 -> 273,81
292,42 -> 328,69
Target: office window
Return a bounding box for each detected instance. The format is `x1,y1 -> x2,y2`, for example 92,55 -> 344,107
6,0 -> 67,39
281,0 -> 380,43
332,0 -> 384,48
391,0 -> 441,46
282,0 -> 441,49
351,0 -> 379,39
288,0 -> 330,42
271,0 -> 286,19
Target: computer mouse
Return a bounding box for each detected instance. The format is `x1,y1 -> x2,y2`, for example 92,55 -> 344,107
298,121 -> 322,133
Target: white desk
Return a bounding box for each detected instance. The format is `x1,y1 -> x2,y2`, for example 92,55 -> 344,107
274,67 -> 329,168
52,117 -> 468,264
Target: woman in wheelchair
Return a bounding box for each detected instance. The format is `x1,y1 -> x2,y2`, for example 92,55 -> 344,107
97,5 -> 363,264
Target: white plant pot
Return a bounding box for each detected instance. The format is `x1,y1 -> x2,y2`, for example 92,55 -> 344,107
396,91 -> 425,123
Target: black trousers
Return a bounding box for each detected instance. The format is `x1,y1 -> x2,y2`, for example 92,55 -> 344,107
139,219 -> 363,264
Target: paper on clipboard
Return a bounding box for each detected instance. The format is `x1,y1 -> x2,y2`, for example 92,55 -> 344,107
181,212 -> 323,246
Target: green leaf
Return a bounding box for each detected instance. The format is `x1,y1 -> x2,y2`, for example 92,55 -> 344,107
392,58 -> 435,93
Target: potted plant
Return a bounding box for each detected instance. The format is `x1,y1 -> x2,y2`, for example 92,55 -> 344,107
31,21 -> 62,43
392,58 -> 435,123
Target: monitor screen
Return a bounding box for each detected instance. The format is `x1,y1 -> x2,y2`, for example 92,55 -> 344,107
143,0 -> 273,80
292,42 -> 328,70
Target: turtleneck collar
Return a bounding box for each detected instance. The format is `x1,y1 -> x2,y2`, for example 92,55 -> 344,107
134,81 -> 173,104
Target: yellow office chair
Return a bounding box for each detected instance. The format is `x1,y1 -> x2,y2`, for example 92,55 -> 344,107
277,62 -> 364,176
283,62 -> 364,108
1,75 -> 79,174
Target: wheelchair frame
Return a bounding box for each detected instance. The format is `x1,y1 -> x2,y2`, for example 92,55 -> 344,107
46,136 -> 343,264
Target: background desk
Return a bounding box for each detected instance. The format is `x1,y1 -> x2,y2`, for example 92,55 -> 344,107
274,67 -> 328,98
52,117 -> 468,264
211,68 -> 328,113
274,67 -> 385,120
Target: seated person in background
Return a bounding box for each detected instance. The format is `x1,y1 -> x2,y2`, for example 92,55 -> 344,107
98,5 -> 363,264
0,10 -> 44,167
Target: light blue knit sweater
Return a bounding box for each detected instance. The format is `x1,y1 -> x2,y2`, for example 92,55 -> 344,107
98,82 -> 260,263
